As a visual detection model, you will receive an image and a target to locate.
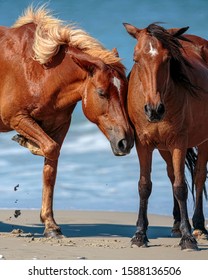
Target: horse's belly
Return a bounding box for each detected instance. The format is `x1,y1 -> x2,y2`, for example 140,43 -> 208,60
188,133 -> 208,148
187,119 -> 208,147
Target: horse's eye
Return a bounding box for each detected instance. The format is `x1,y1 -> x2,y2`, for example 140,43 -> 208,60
96,88 -> 106,98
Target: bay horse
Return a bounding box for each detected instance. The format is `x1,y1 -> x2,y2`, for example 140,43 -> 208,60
0,7 -> 134,238
124,22 -> 208,250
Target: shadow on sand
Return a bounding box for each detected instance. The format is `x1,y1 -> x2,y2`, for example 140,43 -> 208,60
0,220 -> 172,239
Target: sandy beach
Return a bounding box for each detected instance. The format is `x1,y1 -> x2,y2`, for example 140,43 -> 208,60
0,210 -> 207,260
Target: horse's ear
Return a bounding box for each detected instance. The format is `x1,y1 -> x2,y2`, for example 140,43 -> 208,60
112,48 -> 119,57
71,56 -> 93,75
168,26 -> 191,42
68,47 -> 104,76
123,23 -> 141,39
168,26 -> 189,36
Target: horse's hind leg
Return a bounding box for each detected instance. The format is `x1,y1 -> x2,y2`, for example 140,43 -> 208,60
159,150 -> 181,237
172,147 -> 198,250
192,142 -> 208,240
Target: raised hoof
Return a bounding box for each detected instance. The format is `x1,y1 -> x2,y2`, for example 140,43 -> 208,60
12,134 -> 27,146
44,228 -> 63,238
193,229 -> 208,240
131,232 -> 149,248
12,134 -> 43,156
179,235 -> 198,251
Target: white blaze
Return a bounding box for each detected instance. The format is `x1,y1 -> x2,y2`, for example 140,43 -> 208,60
149,42 -> 158,57
112,76 -> 121,95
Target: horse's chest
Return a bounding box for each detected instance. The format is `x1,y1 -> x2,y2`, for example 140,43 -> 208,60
138,124 -> 174,149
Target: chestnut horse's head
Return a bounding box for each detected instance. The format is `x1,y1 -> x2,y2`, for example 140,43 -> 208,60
70,48 -> 134,156
124,22 -> 191,122
14,7 -> 134,156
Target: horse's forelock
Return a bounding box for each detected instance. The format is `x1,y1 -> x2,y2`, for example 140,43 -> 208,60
146,23 -> 200,96
146,23 -> 183,55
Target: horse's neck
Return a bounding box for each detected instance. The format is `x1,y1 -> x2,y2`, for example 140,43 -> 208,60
54,52 -> 93,110
55,85 -> 82,110
164,79 -> 188,113
53,70 -> 86,111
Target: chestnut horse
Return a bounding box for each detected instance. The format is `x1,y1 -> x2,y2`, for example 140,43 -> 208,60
124,22 -> 208,250
0,7 -> 134,237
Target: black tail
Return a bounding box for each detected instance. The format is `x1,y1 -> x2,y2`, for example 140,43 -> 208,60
185,147 -> 208,200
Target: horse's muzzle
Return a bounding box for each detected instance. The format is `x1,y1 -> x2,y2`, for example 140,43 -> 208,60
110,137 -> 133,156
144,102 -> 165,122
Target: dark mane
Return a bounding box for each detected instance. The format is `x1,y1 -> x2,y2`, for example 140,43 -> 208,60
146,23 -> 199,96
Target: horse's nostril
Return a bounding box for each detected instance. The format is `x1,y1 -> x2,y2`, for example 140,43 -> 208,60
157,103 -> 165,116
144,104 -> 149,114
118,138 -> 127,152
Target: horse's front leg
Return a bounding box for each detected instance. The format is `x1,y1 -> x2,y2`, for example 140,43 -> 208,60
159,150 -> 181,237
40,120 -> 72,237
131,139 -> 153,247
172,147 -> 198,250
13,116 -> 72,238
11,115 -> 60,160
40,158 -> 62,237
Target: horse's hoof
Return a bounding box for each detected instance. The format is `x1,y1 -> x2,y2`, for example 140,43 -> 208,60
44,228 -> 63,238
131,232 -> 149,247
193,229 -> 208,240
171,221 -> 182,237
179,235 -> 198,251
171,229 -> 182,238
12,134 -> 27,145
12,134 -> 43,156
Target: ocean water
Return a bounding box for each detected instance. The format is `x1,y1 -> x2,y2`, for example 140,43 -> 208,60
0,0 -> 207,219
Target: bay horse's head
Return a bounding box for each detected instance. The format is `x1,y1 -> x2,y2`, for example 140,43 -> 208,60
69,48 -> 134,156
124,22 -> 191,122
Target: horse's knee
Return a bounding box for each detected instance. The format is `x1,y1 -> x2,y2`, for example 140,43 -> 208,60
43,142 -> 60,161
173,184 -> 188,201
12,134 -> 60,160
138,181 -> 152,200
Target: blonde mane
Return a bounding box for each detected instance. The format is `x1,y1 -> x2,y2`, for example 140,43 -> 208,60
13,6 -> 121,65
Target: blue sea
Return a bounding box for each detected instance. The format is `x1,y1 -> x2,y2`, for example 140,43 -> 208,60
0,0 -> 207,219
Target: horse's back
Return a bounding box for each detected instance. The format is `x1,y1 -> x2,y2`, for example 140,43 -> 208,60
0,25 -> 8,37
182,34 -> 208,64
184,34 -> 208,45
